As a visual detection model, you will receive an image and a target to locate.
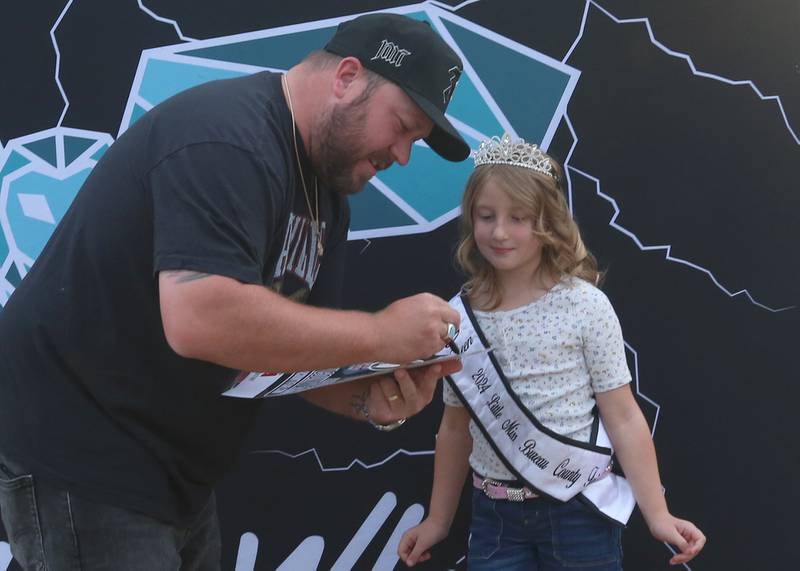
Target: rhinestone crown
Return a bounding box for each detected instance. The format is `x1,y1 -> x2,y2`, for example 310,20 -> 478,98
473,133 -> 557,180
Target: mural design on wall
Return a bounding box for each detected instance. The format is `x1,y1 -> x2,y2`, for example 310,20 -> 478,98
558,2 -> 797,313
231,493 -> 428,570
0,129 -> 112,305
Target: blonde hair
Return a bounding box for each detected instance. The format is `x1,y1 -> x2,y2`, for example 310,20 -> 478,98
456,156 -> 601,309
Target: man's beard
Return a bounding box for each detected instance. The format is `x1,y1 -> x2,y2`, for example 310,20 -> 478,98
311,99 -> 372,196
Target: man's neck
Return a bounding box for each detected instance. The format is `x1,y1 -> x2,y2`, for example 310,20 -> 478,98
282,68 -> 315,154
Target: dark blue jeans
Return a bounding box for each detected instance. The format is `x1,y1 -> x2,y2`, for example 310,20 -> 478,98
0,452 -> 220,570
468,488 -> 623,570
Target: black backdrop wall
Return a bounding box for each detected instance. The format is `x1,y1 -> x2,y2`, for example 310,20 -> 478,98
1,1 -> 798,570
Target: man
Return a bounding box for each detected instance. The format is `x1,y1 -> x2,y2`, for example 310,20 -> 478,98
0,13 -> 468,570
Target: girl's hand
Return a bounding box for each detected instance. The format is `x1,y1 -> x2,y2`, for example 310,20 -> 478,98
648,513 -> 706,565
398,518 -> 449,567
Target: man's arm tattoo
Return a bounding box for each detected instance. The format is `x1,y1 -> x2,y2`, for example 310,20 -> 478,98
350,386 -> 371,420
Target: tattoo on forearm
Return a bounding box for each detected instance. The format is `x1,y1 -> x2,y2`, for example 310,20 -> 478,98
163,270 -> 212,284
350,387 -> 370,420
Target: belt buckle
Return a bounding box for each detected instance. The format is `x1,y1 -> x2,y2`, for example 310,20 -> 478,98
506,487 -> 526,502
480,477 -> 499,498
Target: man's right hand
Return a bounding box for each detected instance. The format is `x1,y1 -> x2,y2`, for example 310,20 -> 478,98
372,293 -> 461,363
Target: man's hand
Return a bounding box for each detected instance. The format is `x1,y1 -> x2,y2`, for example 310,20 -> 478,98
365,358 -> 462,425
372,294 -> 461,364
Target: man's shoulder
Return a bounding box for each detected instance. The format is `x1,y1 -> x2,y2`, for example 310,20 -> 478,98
166,71 -> 278,115
150,72 -> 289,155
121,72 -> 292,181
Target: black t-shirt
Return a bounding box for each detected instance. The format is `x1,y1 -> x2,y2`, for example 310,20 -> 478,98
0,72 -> 349,525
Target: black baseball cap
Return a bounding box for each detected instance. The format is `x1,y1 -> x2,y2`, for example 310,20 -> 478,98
325,13 -> 470,162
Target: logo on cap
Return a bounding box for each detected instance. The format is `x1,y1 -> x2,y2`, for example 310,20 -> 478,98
443,66 -> 461,105
371,39 -> 412,67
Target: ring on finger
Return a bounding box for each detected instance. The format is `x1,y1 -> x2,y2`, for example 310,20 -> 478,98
388,394 -> 400,402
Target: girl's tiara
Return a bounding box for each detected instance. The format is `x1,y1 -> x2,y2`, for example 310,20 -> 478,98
473,133 -> 558,180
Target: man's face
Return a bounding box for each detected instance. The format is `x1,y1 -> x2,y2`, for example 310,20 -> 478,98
312,80 -> 433,195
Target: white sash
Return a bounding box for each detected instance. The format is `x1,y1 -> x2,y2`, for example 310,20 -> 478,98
447,293 -> 636,525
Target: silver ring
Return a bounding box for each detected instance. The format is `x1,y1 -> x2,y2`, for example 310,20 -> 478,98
445,322 -> 457,340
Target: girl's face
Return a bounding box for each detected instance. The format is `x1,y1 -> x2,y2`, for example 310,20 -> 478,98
472,178 -> 543,280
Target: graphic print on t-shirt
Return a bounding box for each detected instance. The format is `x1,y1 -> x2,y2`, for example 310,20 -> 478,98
270,212 -> 325,301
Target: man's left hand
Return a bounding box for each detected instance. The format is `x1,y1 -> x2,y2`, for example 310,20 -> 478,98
366,358 -> 462,424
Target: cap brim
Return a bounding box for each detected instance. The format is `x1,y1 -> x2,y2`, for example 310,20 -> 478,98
403,89 -> 470,162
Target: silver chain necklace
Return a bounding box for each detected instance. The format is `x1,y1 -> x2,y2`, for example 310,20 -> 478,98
282,74 -> 323,257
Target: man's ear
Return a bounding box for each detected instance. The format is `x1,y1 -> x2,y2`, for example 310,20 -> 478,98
332,56 -> 364,100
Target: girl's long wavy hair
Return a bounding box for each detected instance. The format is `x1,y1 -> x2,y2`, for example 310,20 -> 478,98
456,157 -> 601,309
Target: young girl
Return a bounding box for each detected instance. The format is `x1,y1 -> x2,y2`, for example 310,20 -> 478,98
398,134 -> 705,570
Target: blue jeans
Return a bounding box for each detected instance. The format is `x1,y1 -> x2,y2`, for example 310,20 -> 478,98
0,452 -> 220,570
468,487 -> 623,570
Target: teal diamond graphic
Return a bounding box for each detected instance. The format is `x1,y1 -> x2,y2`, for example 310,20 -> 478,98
0,128 -> 113,305
119,4 -> 579,239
